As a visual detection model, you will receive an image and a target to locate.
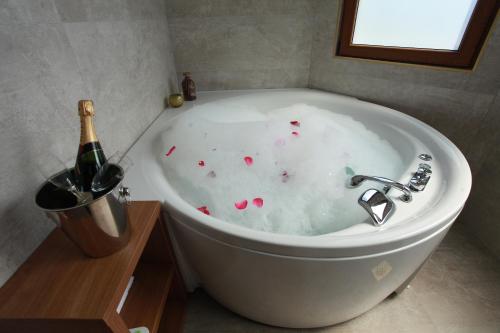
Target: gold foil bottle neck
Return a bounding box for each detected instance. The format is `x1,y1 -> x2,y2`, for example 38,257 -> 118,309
78,100 -> 95,117
78,100 -> 98,144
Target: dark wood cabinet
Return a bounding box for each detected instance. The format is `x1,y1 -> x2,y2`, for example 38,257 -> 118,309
0,201 -> 186,333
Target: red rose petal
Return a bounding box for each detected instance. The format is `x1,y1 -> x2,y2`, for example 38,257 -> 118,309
198,160 -> 205,167
252,197 -> 264,208
234,200 -> 248,210
281,170 -> 289,183
291,131 -> 299,137
290,120 -> 300,127
197,206 -> 210,215
165,145 -> 176,156
244,156 -> 253,166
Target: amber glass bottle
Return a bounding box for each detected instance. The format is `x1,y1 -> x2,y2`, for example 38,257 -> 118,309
74,100 -> 107,192
182,72 -> 197,101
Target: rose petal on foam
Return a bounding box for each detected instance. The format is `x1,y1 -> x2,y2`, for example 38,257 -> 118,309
252,198 -> 264,208
290,120 -> 300,127
198,160 -> 205,167
244,156 -> 253,166
281,170 -> 290,183
275,138 -> 286,147
165,145 -> 176,156
197,206 -> 210,215
291,131 -> 299,137
234,200 -> 248,210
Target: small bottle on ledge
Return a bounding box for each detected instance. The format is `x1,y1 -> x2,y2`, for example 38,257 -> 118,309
182,72 -> 197,101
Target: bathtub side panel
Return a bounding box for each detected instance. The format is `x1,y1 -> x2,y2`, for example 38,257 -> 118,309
170,217 -> 450,328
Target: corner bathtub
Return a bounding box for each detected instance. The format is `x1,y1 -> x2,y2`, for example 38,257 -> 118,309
125,89 -> 471,328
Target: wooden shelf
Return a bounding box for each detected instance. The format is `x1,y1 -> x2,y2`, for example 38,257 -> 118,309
121,264 -> 173,331
0,201 -> 186,333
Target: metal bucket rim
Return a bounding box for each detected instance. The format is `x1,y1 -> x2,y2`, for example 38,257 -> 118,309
34,164 -> 124,213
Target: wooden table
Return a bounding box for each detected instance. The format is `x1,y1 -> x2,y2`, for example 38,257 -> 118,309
0,201 -> 186,333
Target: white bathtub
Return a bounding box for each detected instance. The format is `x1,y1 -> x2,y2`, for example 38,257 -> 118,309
125,89 -> 471,328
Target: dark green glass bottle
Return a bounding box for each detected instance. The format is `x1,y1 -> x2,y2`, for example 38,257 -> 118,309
74,100 -> 107,192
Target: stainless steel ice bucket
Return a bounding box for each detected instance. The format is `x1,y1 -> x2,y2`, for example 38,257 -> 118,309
35,165 -> 131,258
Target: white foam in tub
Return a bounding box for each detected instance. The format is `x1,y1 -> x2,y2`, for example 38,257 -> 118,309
160,103 -> 403,235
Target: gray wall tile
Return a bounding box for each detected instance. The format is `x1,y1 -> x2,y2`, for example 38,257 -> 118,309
54,0 -> 168,22
54,0 -> 129,22
0,0 -> 60,24
126,0 -> 168,20
167,0 -> 312,18
166,0 -> 313,89
461,92 -> 500,258
170,16 -> 311,72
0,1 -> 176,286
180,68 -> 310,91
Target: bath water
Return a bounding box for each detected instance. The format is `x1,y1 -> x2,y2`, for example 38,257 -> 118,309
159,103 -> 403,235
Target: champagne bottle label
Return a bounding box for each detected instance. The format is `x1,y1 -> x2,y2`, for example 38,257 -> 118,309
75,100 -> 107,192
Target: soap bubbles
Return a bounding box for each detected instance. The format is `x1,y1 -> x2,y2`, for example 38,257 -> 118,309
160,103 -> 403,235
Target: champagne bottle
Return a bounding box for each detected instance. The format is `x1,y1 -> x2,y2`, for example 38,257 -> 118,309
74,100 -> 107,192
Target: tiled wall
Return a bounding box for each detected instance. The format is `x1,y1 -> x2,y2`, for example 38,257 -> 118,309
309,1 -> 500,257
460,92 -> 500,257
165,0 -> 313,90
0,0 -> 177,285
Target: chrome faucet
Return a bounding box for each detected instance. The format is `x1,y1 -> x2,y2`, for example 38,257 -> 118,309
348,154 -> 433,227
349,175 -> 412,202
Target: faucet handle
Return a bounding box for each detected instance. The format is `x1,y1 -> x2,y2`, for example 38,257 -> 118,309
417,163 -> 432,174
350,175 -> 412,202
358,189 -> 395,226
408,163 -> 432,192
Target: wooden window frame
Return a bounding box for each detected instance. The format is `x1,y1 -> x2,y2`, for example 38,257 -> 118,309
337,0 -> 499,69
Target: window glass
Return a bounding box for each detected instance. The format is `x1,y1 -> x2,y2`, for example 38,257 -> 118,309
352,0 -> 478,50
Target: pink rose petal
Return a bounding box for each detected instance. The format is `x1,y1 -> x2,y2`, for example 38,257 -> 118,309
291,131 -> 299,137
197,206 -> 210,215
290,120 -> 300,127
281,170 -> 290,183
275,138 -> 286,147
165,145 -> 176,156
244,156 -> 253,166
234,200 -> 248,210
252,197 -> 264,208
198,160 -> 205,167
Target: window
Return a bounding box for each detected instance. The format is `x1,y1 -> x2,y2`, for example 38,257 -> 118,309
337,0 -> 498,68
